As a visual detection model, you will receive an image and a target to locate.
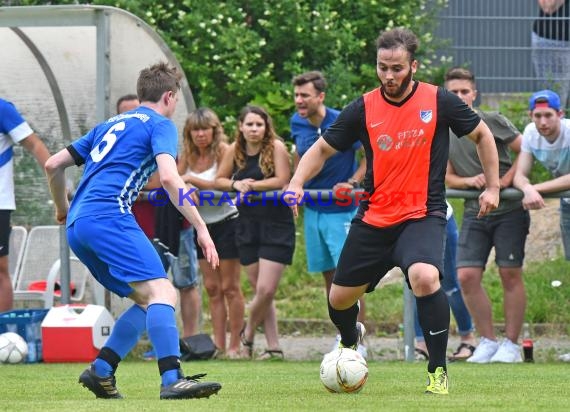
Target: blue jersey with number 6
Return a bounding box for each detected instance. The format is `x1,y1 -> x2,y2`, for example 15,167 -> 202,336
66,106 -> 177,227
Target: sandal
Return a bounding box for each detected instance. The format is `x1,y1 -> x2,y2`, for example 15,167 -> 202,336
448,342 -> 476,361
256,349 -> 284,361
414,347 -> 429,361
240,325 -> 254,358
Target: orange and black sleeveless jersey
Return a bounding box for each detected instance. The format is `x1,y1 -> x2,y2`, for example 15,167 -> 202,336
323,81 -> 480,228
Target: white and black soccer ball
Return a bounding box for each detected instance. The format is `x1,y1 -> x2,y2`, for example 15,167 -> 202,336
320,347 -> 368,393
0,332 -> 29,364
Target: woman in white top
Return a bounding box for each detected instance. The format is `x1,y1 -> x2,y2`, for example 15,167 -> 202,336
178,108 -> 245,358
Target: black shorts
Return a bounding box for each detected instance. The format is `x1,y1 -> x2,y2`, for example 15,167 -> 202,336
334,215 -> 446,292
195,214 -> 240,260
235,215 -> 296,266
0,210 -> 12,257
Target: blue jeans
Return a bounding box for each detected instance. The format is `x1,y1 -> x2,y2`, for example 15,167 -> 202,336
154,228 -> 199,289
560,199 -> 570,260
414,215 -> 473,341
171,228 -> 199,289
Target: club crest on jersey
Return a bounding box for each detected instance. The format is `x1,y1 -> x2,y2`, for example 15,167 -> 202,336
419,110 -> 432,123
376,134 -> 393,151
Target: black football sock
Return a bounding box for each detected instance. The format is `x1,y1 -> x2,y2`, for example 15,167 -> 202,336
328,301 -> 359,347
416,288 -> 450,373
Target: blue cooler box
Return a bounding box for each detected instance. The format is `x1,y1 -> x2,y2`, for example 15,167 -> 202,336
0,309 -> 49,363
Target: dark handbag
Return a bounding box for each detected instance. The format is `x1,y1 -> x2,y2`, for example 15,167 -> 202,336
179,334 -> 217,361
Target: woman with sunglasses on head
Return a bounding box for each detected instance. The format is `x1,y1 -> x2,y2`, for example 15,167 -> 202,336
179,107 -> 245,359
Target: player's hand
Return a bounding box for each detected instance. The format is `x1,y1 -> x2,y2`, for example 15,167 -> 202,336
477,186 -> 500,218
196,228 -> 219,269
283,182 -> 304,217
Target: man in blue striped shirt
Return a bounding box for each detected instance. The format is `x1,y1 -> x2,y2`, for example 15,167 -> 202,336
0,98 -> 50,312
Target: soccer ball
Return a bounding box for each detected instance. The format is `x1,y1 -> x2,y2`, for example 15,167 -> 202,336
0,332 -> 29,364
320,347 -> 368,393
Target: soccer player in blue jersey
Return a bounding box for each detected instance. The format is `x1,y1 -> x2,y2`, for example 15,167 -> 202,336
45,62 -> 221,400
0,98 -> 50,312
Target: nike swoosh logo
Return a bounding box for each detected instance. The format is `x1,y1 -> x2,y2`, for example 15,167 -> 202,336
0,246 -> 3,251
429,329 -> 447,336
370,121 -> 384,128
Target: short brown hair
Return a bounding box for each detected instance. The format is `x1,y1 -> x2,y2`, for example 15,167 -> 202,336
444,67 -> 476,87
136,62 -> 182,103
376,28 -> 419,62
292,71 -> 327,93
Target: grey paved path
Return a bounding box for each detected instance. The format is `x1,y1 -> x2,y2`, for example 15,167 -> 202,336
253,334 -> 570,362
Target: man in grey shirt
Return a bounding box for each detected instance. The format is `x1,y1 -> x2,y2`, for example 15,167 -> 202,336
445,67 -> 529,364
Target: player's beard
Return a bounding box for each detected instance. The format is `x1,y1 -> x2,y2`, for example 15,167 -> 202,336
381,68 -> 413,99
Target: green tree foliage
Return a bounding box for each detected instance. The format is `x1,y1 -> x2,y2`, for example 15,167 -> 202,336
7,0 -> 448,138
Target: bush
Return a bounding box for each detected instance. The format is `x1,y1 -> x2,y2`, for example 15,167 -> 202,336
87,0 -> 449,138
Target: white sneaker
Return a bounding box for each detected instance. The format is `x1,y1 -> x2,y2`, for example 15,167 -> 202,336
466,337 -> 499,363
333,322 -> 367,352
357,344 -> 368,359
559,353 -> 570,362
490,339 -> 522,363
332,334 -> 341,352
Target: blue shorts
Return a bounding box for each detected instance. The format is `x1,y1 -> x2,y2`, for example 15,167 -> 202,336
171,228 -> 199,289
67,214 -> 167,297
303,208 -> 355,273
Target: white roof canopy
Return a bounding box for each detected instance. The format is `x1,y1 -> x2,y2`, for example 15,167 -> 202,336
0,5 -> 195,225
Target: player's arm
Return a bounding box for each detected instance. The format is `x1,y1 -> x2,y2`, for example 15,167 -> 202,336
352,148 -> 367,183
20,132 -> 50,168
289,137 -> 336,188
465,120 -> 500,217
156,153 -> 219,268
44,149 -> 75,224
333,147 -> 366,190
285,137 -> 337,216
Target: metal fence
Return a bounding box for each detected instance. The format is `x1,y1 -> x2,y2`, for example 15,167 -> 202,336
436,0 -> 570,105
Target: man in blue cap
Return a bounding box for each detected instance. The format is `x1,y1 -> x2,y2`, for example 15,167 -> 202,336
514,89 -> 569,211
514,89 -> 570,362
515,88 -> 570,275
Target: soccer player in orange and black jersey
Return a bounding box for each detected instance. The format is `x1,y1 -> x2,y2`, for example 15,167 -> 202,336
286,28 -> 500,394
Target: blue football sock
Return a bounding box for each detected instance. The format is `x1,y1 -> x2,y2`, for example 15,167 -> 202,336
147,303 -> 181,386
162,369 -> 181,386
93,304 -> 147,377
